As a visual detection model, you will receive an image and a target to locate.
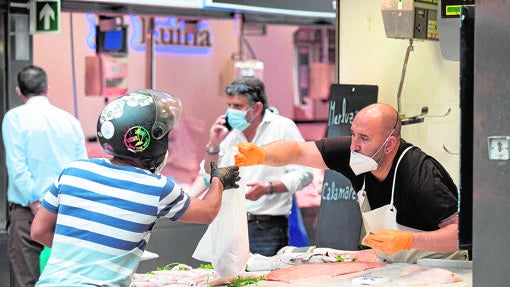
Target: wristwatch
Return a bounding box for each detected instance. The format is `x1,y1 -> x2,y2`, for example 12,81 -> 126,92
267,182 -> 275,194
206,145 -> 220,154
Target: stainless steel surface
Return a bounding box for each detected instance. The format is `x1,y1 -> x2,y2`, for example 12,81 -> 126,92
381,0 -> 415,39
437,0 -> 459,60
417,258 -> 473,269
397,39 -> 414,115
381,0 -> 438,41
473,1 -> 510,286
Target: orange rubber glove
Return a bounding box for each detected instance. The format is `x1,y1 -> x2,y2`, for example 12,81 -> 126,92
362,229 -> 414,254
235,143 -> 266,166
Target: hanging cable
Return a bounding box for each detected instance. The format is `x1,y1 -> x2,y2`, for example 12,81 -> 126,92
234,12 -> 244,60
242,37 -> 257,60
397,38 -> 414,115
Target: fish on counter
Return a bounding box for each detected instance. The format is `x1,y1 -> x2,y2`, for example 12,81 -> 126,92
264,261 -> 387,283
130,264 -> 268,287
130,247 -> 469,287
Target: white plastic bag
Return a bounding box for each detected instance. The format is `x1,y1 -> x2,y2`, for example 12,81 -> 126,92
192,188 -> 250,278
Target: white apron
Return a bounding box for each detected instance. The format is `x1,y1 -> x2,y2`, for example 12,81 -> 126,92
357,146 -> 467,263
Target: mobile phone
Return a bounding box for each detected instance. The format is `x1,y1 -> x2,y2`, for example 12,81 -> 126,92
224,115 -> 232,131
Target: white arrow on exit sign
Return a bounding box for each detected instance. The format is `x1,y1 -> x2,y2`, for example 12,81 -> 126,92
30,0 -> 60,34
39,3 -> 55,30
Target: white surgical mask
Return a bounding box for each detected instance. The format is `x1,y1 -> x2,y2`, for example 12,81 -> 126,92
349,128 -> 394,175
349,151 -> 379,175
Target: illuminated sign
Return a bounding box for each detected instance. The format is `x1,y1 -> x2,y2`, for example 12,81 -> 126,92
440,0 -> 475,18
86,13 -> 212,55
445,5 -> 461,15
31,0 -> 61,33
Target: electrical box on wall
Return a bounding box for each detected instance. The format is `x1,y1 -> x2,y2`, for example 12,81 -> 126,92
488,136 -> 510,160
219,59 -> 264,97
234,60 -> 264,80
381,0 -> 439,40
437,0 -> 476,61
85,55 -> 128,96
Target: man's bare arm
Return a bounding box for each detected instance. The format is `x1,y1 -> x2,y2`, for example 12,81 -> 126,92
31,207 -> 57,247
262,140 -> 329,170
412,214 -> 460,252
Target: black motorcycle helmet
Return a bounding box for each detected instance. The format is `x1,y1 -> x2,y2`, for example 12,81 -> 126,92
97,89 -> 182,172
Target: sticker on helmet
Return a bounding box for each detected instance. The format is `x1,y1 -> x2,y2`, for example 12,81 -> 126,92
124,126 -> 150,153
101,100 -> 125,122
100,93 -> 153,123
102,143 -> 114,154
100,121 -> 115,139
126,93 -> 153,107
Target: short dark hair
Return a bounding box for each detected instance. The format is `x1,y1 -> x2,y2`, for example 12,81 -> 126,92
224,76 -> 268,112
17,65 -> 48,97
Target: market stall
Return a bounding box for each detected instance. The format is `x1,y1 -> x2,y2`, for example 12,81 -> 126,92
130,247 -> 472,286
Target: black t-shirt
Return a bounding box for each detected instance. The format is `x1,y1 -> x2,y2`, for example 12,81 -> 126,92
315,136 -> 458,231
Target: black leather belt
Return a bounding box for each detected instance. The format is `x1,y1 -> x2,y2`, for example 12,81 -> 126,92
247,213 -> 286,222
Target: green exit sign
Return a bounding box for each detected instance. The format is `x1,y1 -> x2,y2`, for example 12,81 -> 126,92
31,0 -> 60,34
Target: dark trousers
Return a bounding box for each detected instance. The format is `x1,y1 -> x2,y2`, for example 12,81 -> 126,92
248,216 -> 288,257
8,204 -> 43,287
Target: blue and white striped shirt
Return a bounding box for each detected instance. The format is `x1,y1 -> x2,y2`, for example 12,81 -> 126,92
36,158 -> 190,287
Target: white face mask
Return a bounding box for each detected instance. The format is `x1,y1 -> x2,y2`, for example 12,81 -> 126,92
349,151 -> 379,175
349,128 -> 394,175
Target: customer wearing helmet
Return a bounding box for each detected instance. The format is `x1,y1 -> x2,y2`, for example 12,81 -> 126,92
30,89 -> 241,287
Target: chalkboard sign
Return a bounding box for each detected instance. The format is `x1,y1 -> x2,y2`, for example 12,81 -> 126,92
314,84 -> 378,250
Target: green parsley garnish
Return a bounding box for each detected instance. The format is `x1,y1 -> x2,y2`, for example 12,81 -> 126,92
225,275 -> 264,287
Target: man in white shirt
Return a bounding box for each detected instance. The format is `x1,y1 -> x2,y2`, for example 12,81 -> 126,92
201,76 -> 313,256
2,65 -> 88,286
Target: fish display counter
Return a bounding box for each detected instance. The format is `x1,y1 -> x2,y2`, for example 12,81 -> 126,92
130,247 -> 472,287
